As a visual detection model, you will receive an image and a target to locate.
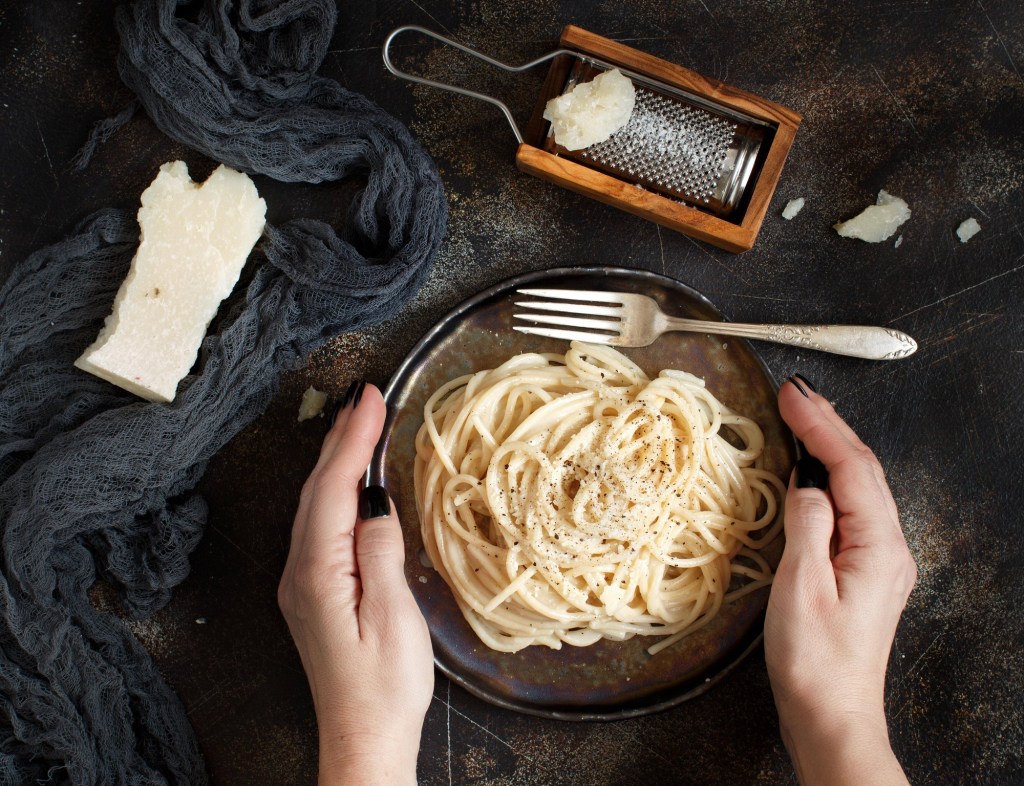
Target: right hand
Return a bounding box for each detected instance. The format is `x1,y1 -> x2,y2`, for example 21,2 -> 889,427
765,377 -> 917,786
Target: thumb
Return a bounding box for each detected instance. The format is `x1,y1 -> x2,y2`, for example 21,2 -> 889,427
782,479 -> 836,566
354,486 -> 409,613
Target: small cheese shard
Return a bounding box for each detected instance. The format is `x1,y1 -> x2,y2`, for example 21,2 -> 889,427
297,386 -> 328,422
834,190 -> 911,242
543,68 -> 636,151
956,217 -> 982,243
76,161 -> 267,402
781,197 -> 805,219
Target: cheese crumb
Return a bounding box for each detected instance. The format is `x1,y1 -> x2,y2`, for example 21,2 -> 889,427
297,386 -> 328,422
76,162 -> 266,402
834,190 -> 911,242
543,68 -> 636,151
781,197 -> 805,220
956,217 -> 982,243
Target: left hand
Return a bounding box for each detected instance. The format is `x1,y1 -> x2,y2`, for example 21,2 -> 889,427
278,383 -> 433,786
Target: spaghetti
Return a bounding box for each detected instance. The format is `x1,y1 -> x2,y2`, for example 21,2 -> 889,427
414,343 -> 785,654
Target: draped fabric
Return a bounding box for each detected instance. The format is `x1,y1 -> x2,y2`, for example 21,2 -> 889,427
0,1 -> 446,782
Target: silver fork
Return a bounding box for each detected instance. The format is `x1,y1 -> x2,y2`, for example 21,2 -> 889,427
513,289 -> 918,360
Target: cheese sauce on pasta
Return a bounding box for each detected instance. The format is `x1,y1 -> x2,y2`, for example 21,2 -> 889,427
413,343 -> 785,654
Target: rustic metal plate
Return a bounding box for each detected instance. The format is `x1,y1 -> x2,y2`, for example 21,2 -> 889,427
369,266 -> 792,720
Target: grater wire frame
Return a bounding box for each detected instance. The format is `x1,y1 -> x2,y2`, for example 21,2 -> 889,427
383,25 -> 576,144
383,26 -> 769,145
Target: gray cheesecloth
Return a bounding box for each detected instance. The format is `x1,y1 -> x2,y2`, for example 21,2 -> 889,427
0,1 -> 446,783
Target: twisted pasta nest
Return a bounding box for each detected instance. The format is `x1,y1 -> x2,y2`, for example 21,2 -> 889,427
414,343 -> 784,654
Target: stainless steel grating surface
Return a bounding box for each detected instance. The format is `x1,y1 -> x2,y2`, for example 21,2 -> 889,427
578,86 -> 737,204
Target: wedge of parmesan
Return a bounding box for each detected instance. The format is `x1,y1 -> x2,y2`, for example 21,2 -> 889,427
76,161 -> 266,402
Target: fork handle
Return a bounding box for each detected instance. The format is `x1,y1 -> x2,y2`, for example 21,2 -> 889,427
663,318 -> 918,360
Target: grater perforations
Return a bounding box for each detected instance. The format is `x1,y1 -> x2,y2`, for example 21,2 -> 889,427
578,86 -> 737,205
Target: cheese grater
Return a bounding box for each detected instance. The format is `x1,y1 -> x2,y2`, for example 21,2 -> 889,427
552,58 -> 767,218
384,25 -> 801,253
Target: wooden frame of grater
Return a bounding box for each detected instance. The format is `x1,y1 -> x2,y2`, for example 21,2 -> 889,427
518,26 -> 802,253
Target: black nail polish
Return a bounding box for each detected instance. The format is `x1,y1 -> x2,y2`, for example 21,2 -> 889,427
340,380 -> 359,408
330,380 -> 360,426
793,373 -> 817,393
795,439 -> 829,490
787,376 -> 810,398
352,380 -> 367,408
359,484 -> 391,520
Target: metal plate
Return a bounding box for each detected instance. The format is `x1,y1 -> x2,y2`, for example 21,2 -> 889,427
370,266 -> 792,720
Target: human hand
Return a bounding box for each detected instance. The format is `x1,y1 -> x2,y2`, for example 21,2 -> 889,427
765,376 -> 916,786
278,382 -> 433,786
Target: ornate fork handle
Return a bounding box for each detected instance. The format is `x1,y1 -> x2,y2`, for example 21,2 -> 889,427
663,318 -> 918,360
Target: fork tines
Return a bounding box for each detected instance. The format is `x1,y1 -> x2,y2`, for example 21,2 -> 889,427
513,288 -> 626,345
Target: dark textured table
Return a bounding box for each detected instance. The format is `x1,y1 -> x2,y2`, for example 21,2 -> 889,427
2,1 -> 1022,783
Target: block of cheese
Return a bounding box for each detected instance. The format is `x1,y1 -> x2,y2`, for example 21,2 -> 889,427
76,161 -> 267,402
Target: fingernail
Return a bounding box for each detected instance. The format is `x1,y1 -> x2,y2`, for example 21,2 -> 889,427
359,484 -> 391,519
787,376 -> 810,398
352,380 -> 367,408
793,373 -> 817,393
330,380 -> 361,426
795,439 -> 829,489
341,380 -> 360,408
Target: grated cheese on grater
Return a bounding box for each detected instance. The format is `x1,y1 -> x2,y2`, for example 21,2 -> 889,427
543,68 -> 636,151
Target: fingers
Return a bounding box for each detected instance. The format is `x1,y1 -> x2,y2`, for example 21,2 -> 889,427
289,384 -> 386,563
779,380 -> 868,470
303,385 -> 387,552
312,380 -> 372,476
778,380 -> 903,551
290,382 -> 360,545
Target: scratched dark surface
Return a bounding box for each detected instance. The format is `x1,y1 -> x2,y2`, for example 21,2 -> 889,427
1,1 -> 1022,784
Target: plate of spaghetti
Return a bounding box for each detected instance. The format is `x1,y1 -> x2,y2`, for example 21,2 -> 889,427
368,266 -> 793,720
